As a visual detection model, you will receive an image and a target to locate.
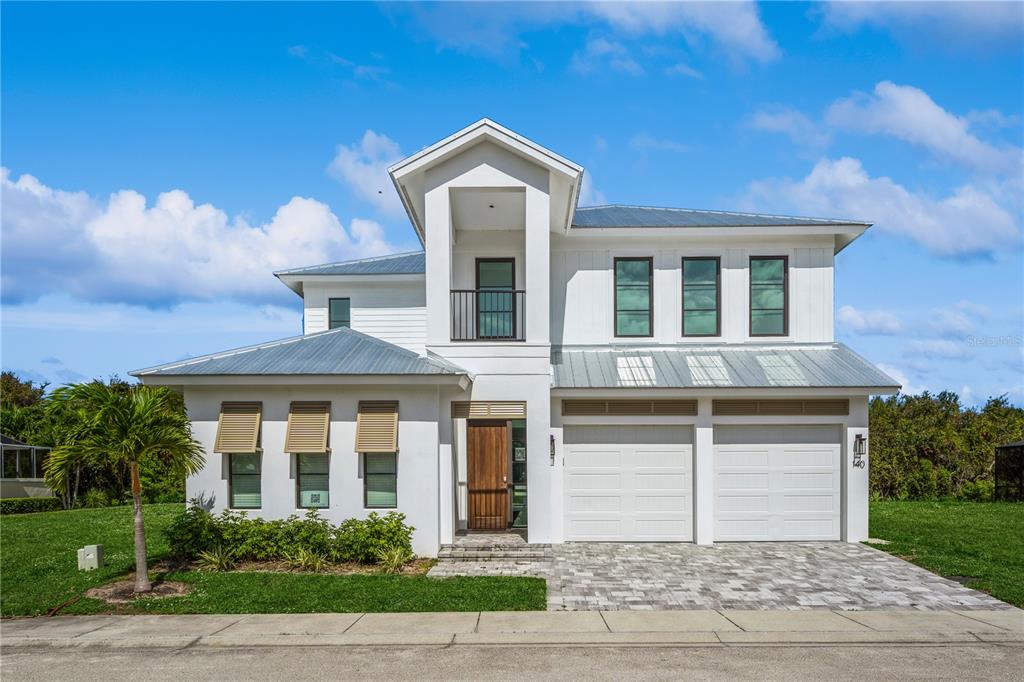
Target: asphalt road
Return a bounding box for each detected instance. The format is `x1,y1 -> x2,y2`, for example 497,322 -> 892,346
4,643 -> 1023,681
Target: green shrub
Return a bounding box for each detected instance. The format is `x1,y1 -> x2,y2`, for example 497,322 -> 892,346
196,545 -> 236,572
285,547 -> 329,573
333,512 -> 415,563
375,545 -> 414,573
906,459 -> 938,500
164,502 -> 222,559
960,479 -> 995,502
0,496 -> 62,515
80,488 -> 112,508
935,468 -> 954,498
280,510 -> 334,557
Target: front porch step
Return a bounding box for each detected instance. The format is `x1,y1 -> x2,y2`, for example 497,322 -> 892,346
438,544 -> 553,561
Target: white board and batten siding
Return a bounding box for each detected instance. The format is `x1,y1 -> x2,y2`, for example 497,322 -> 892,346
303,282 -> 427,353
713,425 -> 841,541
550,242 -> 834,346
563,425 -> 693,542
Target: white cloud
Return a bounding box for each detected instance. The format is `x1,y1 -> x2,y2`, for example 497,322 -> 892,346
905,339 -> 971,360
578,172 -> 606,207
826,81 -> 1021,174
928,308 -> 975,339
749,106 -> 830,148
388,1 -> 778,65
569,38 -> 644,76
837,305 -> 902,335
819,2 -> 1023,52
326,130 -> 405,216
1,169 -> 399,307
664,63 -> 703,79
744,157 -> 1019,257
630,133 -> 689,154
876,363 -> 925,396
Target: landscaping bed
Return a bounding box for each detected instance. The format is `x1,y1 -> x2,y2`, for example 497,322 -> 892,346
868,500 -> 1024,608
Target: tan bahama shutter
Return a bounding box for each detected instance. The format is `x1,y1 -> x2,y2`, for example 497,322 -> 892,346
561,399 -> 697,417
214,402 -> 262,453
355,401 -> 399,452
450,401 -> 527,419
284,402 -> 331,454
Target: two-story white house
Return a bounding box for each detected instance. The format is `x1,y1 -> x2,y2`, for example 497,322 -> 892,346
135,120 -> 898,557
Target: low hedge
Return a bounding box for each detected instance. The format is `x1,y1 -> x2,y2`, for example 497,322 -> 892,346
164,503 -> 415,564
0,497 -> 63,515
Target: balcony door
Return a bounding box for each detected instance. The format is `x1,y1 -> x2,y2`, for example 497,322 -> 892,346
476,258 -> 515,340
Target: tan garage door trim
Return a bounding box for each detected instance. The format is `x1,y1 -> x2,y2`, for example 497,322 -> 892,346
562,399 -> 698,417
712,399 -> 849,416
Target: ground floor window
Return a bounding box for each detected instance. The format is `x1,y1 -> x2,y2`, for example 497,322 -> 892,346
364,452 -> 397,508
297,453 -> 329,509
229,453 -> 261,509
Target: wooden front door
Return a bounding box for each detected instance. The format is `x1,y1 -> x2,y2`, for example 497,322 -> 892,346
467,420 -> 509,530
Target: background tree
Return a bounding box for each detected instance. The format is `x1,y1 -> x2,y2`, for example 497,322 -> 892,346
45,383 -> 204,592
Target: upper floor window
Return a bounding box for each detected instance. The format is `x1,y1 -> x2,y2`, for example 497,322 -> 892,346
329,298 -> 351,329
682,257 -> 720,337
614,257 -> 653,337
750,256 -> 788,336
476,258 -> 515,339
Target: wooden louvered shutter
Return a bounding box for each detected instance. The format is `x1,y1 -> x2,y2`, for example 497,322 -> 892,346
284,402 -> 331,453
355,401 -> 399,452
451,402 -> 527,419
214,402 -> 262,453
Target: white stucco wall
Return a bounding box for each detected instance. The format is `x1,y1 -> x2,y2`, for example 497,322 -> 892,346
183,385 -> 442,557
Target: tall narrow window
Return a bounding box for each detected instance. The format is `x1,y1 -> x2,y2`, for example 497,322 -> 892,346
329,298 -> 351,329
750,256 -> 788,336
297,454 -> 329,509
682,257 -> 720,336
476,258 -> 515,339
365,453 -> 397,508
229,453 -> 261,509
614,257 -> 653,337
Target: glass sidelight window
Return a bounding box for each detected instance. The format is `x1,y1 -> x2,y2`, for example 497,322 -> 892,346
750,256 -> 788,336
229,453 -> 261,509
510,419 -> 527,528
614,257 -> 653,337
365,452 -> 397,508
682,257 -> 720,336
476,259 -> 515,339
297,454 -> 329,509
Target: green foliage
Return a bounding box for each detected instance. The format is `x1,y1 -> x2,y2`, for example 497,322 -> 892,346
285,547 -> 329,573
375,545 -> 414,573
960,479 -> 995,502
163,504 -> 415,567
870,393 -> 1024,500
333,512 -> 415,564
0,496 -> 63,515
80,488 -> 115,508
196,545 -> 237,572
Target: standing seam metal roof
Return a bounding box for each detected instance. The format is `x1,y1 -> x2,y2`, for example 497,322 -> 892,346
572,205 -> 870,228
274,251 -> 426,277
132,327 -> 465,377
551,343 -> 899,389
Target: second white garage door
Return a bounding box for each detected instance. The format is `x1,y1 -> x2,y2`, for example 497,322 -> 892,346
714,425 -> 842,541
563,425 -> 693,542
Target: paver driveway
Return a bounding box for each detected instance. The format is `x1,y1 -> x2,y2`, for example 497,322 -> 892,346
429,542 -> 1011,611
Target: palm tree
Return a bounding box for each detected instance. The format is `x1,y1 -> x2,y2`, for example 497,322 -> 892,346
45,382 -> 204,592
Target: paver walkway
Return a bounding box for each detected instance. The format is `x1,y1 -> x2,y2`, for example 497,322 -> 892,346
428,541 -> 1012,611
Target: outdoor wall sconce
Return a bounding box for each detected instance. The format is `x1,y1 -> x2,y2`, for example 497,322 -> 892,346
853,434 -> 867,468
550,434 -> 556,466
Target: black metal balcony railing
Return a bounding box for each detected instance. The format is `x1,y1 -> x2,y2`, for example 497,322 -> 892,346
450,289 -> 526,342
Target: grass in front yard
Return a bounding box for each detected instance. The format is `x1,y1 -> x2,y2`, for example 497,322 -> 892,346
63,572 -> 547,614
2,504 -> 547,616
0,504 -> 181,617
869,500 -> 1024,608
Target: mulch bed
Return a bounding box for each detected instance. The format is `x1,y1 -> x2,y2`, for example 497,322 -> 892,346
85,579 -> 191,604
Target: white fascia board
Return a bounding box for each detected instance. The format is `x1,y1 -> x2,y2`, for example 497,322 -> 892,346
275,273 -> 425,298
567,223 -> 870,250
550,387 -> 896,398
138,374 -> 469,387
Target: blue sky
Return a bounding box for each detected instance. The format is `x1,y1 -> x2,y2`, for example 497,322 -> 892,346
2,1 -> 1022,405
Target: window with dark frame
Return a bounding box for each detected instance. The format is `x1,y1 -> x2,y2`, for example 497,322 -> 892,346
614,257 -> 653,337
476,258 -> 515,339
328,298 -> 351,329
229,453 -> 261,509
364,452 -> 397,508
297,453 -> 329,509
682,257 -> 720,337
750,256 -> 788,336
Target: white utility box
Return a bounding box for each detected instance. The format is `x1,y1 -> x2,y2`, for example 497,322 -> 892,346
77,544 -> 104,571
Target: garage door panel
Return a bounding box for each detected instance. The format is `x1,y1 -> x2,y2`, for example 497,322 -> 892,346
564,426 -> 693,542
714,425 -> 841,542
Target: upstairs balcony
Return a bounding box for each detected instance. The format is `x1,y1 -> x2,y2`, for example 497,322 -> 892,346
450,289 -> 526,342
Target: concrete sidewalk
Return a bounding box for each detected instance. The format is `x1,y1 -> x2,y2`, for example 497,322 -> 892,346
2,609 -> 1021,649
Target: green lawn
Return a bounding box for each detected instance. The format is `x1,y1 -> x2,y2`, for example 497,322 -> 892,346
868,500 -> 1024,608
1,505 -> 546,617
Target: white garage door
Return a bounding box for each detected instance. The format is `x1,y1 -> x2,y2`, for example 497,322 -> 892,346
563,425 -> 693,541
714,425 -> 842,541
